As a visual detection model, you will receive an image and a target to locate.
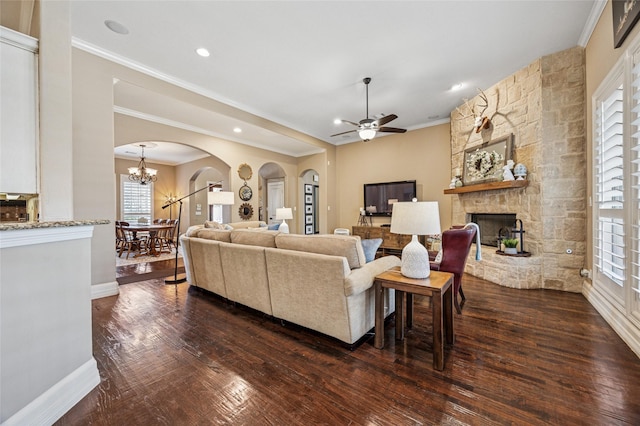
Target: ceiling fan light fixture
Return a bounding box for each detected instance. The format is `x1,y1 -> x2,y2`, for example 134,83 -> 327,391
358,128 -> 376,141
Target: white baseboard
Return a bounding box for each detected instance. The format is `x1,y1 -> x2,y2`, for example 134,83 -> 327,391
583,282 -> 640,359
91,281 -> 119,299
2,358 -> 100,426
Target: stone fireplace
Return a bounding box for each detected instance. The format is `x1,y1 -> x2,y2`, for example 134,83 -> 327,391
449,46 -> 586,292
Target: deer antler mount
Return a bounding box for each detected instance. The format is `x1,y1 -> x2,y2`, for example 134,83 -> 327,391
456,89 -> 492,133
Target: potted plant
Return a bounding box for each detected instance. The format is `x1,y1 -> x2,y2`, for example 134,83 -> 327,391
502,238 -> 519,254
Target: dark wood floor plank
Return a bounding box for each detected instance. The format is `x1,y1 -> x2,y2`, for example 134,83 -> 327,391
55,269 -> 640,425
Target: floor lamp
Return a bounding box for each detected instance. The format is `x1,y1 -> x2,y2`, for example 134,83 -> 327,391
163,182 -> 234,285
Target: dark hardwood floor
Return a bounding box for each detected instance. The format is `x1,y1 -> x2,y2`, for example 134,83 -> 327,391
57,262 -> 640,425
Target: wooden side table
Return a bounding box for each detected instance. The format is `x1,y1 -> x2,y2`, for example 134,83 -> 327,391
374,267 -> 454,370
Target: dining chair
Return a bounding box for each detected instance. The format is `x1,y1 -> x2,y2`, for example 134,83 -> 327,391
117,222 -> 147,259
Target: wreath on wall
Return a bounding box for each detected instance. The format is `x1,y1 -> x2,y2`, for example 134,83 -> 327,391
465,149 -> 504,180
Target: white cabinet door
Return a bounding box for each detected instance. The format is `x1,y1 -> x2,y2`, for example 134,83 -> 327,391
1,26 -> 38,194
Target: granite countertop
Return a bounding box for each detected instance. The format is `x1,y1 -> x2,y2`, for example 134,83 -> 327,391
0,219 -> 110,231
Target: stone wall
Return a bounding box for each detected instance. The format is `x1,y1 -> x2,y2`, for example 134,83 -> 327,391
450,46 -> 586,292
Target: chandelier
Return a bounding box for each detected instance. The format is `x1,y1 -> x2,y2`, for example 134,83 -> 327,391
128,144 -> 157,185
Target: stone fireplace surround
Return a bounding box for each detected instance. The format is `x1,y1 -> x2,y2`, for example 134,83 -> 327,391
449,47 -> 586,292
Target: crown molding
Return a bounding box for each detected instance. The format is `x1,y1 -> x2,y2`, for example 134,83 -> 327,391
578,0 -> 607,47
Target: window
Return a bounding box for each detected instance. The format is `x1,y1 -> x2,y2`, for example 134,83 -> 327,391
121,175 -> 153,223
594,79 -> 625,290
592,42 -> 640,312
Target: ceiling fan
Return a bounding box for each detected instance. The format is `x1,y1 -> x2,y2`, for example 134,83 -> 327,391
331,77 -> 407,142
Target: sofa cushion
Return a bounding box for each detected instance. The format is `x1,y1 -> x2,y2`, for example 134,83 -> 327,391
361,238 -> 383,262
230,229 -> 279,247
191,228 -> 232,243
275,234 -> 366,269
185,225 -> 204,237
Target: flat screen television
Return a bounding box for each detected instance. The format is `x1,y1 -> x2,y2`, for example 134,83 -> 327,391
363,180 -> 417,216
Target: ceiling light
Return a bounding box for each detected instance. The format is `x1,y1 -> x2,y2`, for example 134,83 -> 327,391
104,20 -> 129,35
333,118 -> 342,125
196,48 -> 210,57
128,144 -> 157,185
233,127 -> 242,133
358,128 -> 377,142
451,83 -> 464,91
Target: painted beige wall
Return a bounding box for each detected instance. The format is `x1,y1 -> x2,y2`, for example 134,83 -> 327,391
585,1 -> 640,271
38,0 -> 73,220
335,123 -> 452,232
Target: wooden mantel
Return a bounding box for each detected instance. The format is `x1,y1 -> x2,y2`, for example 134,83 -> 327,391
444,180 -> 529,194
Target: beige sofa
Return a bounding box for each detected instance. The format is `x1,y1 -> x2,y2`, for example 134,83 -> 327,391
180,225 -> 400,345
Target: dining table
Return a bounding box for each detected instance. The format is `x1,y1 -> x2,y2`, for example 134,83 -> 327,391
122,223 -> 174,256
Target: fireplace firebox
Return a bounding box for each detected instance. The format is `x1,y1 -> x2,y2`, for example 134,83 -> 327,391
469,213 -> 517,247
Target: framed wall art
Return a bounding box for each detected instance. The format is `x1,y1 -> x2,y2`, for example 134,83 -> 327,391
305,184 -> 313,194
613,0 -> 640,48
463,134 -> 514,185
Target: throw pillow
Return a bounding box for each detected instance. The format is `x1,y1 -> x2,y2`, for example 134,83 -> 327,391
204,221 -> 224,229
361,238 -> 382,263
223,224 -> 234,231
268,223 -> 280,231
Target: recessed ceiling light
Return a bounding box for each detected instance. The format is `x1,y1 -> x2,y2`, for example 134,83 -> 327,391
233,127 -> 242,133
196,48 -> 210,57
333,118 -> 342,125
450,83 -> 464,91
104,20 -> 129,35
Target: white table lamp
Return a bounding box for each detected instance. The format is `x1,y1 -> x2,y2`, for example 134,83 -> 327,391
390,200 -> 441,278
276,207 -> 293,233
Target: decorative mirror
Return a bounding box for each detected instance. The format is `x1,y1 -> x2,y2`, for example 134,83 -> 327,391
238,163 -> 253,181
238,203 -> 254,220
239,183 -> 253,201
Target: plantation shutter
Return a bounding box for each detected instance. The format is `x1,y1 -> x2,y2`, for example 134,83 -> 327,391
632,54 -> 640,295
121,175 -> 153,223
595,80 -> 625,287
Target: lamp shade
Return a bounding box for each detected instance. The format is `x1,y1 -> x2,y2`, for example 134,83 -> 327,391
208,191 -> 235,205
390,201 -> 441,236
390,201 -> 441,279
275,207 -> 293,220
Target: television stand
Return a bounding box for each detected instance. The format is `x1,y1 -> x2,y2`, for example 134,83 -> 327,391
352,226 -> 425,257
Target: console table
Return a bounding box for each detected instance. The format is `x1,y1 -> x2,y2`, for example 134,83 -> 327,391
352,226 -> 425,257
374,267 -> 454,370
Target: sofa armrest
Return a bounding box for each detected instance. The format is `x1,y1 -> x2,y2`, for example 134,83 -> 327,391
344,255 -> 401,297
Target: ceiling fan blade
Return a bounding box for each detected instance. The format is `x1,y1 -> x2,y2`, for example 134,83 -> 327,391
330,129 -> 358,137
340,119 -> 360,127
376,114 -> 398,126
379,127 -> 407,134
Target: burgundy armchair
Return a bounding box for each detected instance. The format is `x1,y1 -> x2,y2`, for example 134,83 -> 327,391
430,227 -> 477,314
